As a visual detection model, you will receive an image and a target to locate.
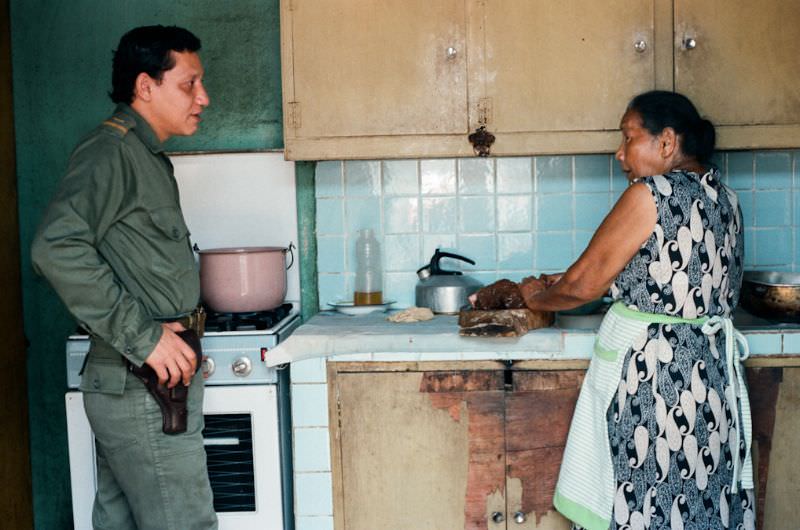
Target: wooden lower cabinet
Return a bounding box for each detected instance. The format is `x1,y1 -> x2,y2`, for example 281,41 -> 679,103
329,363 -> 581,530
328,361 -> 800,530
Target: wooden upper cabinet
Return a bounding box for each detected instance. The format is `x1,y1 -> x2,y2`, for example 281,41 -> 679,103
281,0 -> 471,160
674,0 -> 800,149
281,0 -> 800,160
481,0 -> 658,155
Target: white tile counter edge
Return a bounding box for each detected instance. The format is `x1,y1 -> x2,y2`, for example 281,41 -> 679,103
266,310 -> 800,366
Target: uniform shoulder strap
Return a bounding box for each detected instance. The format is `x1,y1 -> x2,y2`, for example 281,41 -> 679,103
101,113 -> 135,138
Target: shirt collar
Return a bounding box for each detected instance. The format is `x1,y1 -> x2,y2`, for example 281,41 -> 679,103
114,103 -> 165,154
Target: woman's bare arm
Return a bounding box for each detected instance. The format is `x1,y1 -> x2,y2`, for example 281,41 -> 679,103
521,181 -> 657,312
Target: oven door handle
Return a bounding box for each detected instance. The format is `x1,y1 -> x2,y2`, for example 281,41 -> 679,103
203,437 -> 240,446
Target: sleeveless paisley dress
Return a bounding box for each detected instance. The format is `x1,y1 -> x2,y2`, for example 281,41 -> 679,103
592,169 -> 754,529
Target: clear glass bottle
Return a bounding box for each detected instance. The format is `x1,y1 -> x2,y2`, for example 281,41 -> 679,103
354,228 -> 382,305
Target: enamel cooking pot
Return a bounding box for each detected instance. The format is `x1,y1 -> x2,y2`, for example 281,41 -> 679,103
197,244 -> 294,312
741,270 -> 800,322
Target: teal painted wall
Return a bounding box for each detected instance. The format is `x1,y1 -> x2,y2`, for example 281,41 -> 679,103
11,1 -> 283,527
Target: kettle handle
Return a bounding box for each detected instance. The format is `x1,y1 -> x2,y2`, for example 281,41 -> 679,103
421,249 -> 476,276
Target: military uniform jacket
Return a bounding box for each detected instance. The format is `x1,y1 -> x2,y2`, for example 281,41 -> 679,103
32,104 -> 200,394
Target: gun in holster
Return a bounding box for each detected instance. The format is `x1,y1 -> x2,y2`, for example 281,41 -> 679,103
126,329 -> 203,435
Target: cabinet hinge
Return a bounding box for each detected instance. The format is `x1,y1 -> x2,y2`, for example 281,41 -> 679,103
286,0 -> 295,11
287,101 -> 301,131
335,386 -> 343,438
478,98 -> 493,126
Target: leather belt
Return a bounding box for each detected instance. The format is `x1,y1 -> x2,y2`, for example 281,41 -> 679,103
155,305 -> 206,337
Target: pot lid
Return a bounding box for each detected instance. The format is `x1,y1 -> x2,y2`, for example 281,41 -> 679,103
197,246 -> 288,254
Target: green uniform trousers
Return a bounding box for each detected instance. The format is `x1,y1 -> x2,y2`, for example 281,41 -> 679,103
83,368 -> 218,530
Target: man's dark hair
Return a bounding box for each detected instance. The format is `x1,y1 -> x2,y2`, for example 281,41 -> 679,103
109,25 -> 201,104
627,90 -> 716,164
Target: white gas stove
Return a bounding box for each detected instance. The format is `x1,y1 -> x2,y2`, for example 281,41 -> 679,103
65,304 -> 300,530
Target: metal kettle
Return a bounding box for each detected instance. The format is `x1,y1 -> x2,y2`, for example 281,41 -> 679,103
415,249 -> 483,314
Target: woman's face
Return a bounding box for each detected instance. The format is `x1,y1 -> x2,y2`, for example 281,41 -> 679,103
615,110 -> 669,182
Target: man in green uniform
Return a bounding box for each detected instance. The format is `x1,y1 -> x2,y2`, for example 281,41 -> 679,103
31,26 -> 216,529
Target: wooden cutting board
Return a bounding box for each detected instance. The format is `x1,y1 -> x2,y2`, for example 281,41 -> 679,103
458,308 -> 554,337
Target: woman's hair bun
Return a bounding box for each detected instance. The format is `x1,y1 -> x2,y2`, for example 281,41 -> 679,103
692,118 -> 716,164
628,91 -> 716,164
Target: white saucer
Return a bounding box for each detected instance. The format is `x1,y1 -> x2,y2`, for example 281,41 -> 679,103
328,301 -> 395,315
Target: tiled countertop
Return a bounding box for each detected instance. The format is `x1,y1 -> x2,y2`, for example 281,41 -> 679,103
264,309 -> 800,366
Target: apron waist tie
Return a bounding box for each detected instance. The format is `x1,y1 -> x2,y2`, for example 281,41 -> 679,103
701,316 -> 752,494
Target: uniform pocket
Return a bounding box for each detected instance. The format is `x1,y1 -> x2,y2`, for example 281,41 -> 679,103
79,342 -> 127,394
144,206 -> 196,276
83,391 -> 140,455
148,206 -> 190,242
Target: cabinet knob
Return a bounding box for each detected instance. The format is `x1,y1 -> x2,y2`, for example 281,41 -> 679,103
633,40 -> 647,53
514,511 -> 527,524
446,46 -> 458,60
491,511 -> 505,523
682,37 -> 697,50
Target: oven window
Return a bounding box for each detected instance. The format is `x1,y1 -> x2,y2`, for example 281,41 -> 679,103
202,413 -> 256,512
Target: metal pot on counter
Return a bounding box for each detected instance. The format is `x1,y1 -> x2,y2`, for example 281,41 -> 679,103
741,271 -> 800,322
415,249 -> 483,314
196,244 -> 295,312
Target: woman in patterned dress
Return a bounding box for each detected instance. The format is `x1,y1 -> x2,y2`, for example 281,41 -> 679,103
517,91 -> 754,529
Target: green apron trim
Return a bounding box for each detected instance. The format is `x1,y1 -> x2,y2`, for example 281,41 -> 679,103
593,340 -> 619,361
553,490 -> 610,530
609,300 -> 710,325
592,302 -> 708,362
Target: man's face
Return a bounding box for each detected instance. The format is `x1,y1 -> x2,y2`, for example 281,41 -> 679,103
145,51 -> 209,141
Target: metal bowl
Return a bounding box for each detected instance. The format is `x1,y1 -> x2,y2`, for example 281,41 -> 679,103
740,271 -> 800,323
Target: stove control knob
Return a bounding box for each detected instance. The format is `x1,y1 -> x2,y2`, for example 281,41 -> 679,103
202,357 -> 216,378
232,356 -> 253,377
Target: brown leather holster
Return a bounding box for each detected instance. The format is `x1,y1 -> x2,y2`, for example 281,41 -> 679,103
126,329 -> 203,435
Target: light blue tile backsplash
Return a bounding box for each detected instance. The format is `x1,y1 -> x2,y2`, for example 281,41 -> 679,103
315,151 -> 800,308
497,157 -> 532,193
496,195 -> 532,231
315,198 -> 344,235
383,197 -> 419,234
315,161 -> 343,197
344,161 -> 381,196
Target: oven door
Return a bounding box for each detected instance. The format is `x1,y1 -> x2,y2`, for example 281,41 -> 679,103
65,386 -> 284,530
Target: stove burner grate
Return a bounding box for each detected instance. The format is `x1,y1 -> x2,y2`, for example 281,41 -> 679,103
204,303 -> 294,332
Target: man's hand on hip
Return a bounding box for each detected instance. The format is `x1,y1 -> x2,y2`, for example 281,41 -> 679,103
144,322 -> 198,387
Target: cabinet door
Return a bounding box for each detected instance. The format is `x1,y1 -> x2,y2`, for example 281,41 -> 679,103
332,369 -> 505,530
746,366 -> 800,530
675,1 -> 800,148
281,0 -> 470,160
504,370 -> 583,529
479,1 -> 658,155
